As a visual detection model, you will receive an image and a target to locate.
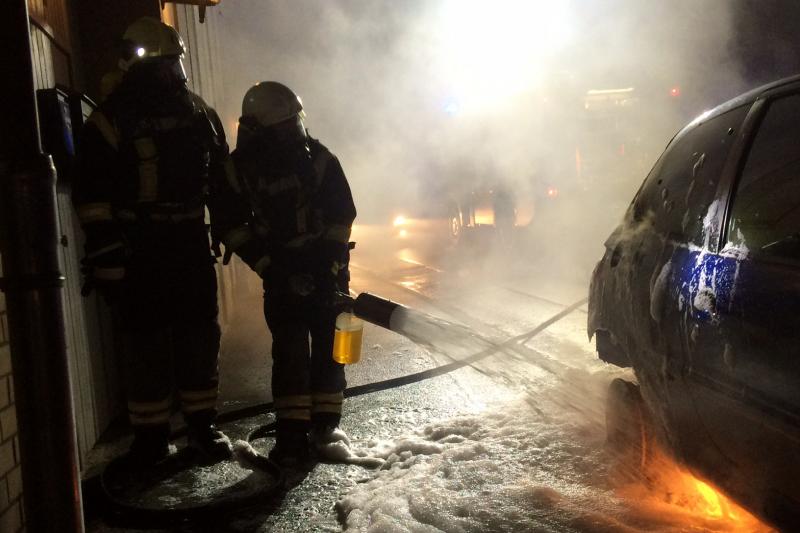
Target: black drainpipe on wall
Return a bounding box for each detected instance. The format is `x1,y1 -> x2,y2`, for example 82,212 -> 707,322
0,1 -> 84,532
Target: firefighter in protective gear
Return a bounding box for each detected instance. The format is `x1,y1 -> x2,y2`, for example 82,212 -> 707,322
72,17 -> 231,465
210,82 -> 356,465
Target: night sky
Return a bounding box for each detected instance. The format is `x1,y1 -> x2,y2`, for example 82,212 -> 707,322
732,0 -> 800,86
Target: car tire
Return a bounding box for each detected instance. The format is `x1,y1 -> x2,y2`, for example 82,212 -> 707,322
606,378 -> 652,480
448,208 -> 462,242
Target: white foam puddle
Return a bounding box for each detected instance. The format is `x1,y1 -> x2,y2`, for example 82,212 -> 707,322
337,398 -> 624,532
335,303 -> 773,532
337,393 -> 773,533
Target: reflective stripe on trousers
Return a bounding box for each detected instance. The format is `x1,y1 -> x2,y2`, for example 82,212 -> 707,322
119,263 -> 221,425
128,397 -> 171,426
274,394 -> 312,421
264,293 -> 346,424
179,387 -> 219,414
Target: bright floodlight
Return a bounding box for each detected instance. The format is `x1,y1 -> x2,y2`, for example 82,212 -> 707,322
136,47 -> 146,57
437,0 -> 572,111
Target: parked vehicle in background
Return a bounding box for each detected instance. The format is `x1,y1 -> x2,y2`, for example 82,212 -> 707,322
588,74 -> 800,531
391,183 -> 534,247
446,184 -> 532,243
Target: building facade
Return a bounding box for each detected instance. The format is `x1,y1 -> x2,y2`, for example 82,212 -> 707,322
0,1 -> 232,530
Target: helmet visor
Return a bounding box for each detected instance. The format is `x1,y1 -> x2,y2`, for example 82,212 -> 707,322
269,115 -> 307,145
126,56 -> 187,93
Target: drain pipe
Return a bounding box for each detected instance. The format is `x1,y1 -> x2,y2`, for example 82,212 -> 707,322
0,1 -> 84,532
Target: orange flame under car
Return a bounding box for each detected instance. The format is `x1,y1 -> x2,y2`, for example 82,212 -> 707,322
615,444 -> 775,532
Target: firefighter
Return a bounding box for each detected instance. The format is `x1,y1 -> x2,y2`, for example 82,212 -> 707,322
72,17 -> 231,465
210,82 -> 356,466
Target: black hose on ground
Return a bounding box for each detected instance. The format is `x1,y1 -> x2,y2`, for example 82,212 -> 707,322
95,422 -> 285,529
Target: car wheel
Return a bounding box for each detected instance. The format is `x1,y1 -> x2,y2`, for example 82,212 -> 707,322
448,209 -> 462,241
606,378 -> 651,479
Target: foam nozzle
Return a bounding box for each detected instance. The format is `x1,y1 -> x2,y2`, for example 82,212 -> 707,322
353,292 -> 405,331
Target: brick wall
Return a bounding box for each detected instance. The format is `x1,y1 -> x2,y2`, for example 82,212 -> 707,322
0,260 -> 23,532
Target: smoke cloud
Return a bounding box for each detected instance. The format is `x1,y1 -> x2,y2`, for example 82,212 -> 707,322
212,0 -> 773,282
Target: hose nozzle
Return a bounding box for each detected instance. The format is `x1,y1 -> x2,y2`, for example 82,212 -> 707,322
352,292 -> 405,330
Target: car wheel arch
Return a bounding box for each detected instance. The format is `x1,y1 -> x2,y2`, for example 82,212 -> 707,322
594,328 -> 633,368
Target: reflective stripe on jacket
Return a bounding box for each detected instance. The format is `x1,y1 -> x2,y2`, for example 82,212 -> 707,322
73,86 -> 229,268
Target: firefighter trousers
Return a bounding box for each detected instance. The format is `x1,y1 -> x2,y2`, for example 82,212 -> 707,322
117,262 -> 222,429
264,291 -> 346,433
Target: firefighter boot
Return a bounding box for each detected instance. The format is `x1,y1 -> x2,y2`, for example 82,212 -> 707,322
310,413 -> 351,456
128,424 -> 171,466
185,410 -> 232,464
268,420 -> 310,468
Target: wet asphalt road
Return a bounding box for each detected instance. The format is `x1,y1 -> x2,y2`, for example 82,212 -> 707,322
87,222 -> 596,533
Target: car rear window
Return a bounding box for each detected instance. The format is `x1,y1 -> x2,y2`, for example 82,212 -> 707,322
633,105 -> 750,245
727,94 -> 800,260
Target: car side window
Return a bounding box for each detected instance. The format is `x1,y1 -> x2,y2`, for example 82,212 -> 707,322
634,105 -> 749,244
727,94 -> 800,260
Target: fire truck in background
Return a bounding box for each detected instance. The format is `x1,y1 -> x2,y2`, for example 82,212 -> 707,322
576,86 -> 683,202
579,88 -> 643,193
392,82 -> 688,249
526,82 -> 689,246
452,86 -> 657,244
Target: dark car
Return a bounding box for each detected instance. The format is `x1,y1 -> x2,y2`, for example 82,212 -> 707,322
588,75 -> 800,530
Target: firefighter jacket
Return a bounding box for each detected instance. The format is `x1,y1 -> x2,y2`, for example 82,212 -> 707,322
73,82 -> 228,279
210,134 -> 356,293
